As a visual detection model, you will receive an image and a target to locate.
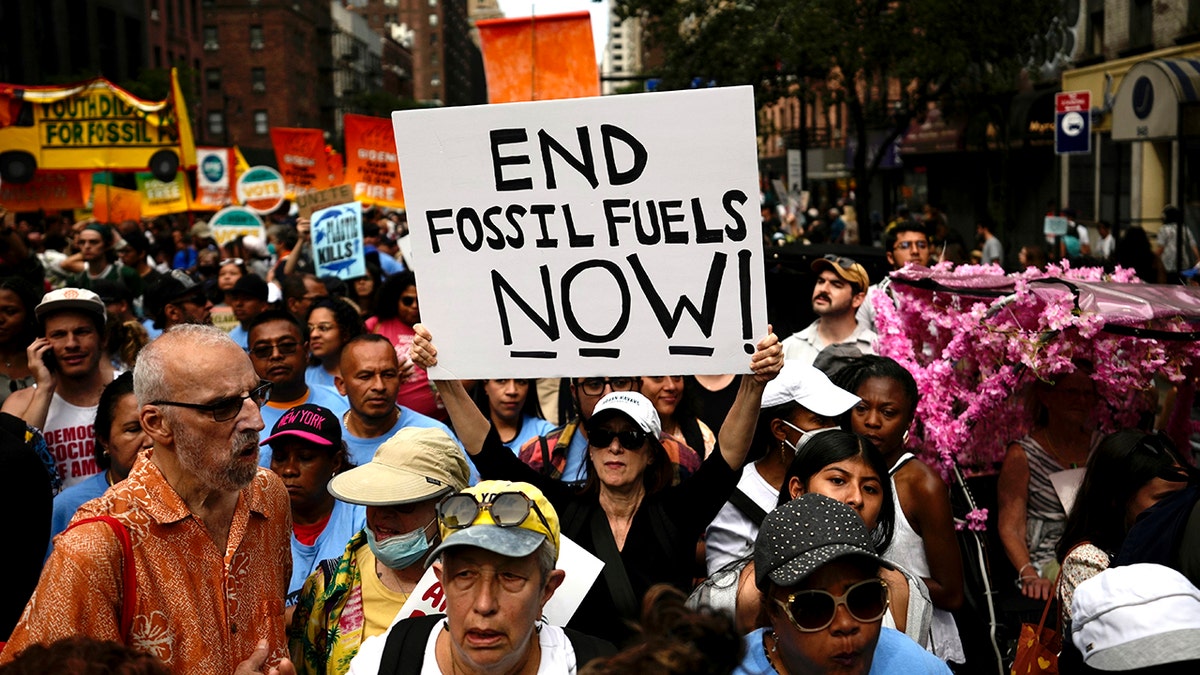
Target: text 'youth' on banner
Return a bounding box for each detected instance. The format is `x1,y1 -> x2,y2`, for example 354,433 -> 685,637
391,86 -> 767,380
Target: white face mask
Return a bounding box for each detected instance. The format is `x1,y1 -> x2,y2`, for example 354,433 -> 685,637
780,420 -> 837,454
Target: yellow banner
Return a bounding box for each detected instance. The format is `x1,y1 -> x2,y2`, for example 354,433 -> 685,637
136,171 -> 192,217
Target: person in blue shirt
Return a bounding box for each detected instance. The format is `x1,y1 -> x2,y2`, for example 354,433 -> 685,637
260,402 -> 364,604
335,334 -> 477,483
471,378 -> 555,455
48,372 -> 149,555
304,297 -> 364,395
734,494 -> 950,675
247,310 -> 350,467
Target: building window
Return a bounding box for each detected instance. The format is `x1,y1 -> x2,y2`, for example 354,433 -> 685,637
252,68 -> 266,93
429,13 -> 439,27
1130,0 -> 1152,48
205,68 -> 221,92
203,26 -> 218,50
1087,10 -> 1104,56
431,32 -> 438,46
207,111 -> 224,136
384,0 -> 399,6
254,110 -> 269,135
250,25 -> 264,50
429,0 -> 437,6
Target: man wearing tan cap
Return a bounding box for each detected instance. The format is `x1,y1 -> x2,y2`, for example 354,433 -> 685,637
290,427 -> 471,675
781,254 -> 876,366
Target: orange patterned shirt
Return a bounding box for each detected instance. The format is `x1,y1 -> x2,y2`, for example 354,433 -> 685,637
0,453 -> 293,674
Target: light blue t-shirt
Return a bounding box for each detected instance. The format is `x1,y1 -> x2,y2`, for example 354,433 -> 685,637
305,364 -> 338,393
259,386 -> 351,467
287,499 -> 365,602
342,406 -> 479,484
229,324 -> 250,351
559,430 -> 590,483
734,627 -> 950,675
47,471 -> 110,558
502,415 -> 557,456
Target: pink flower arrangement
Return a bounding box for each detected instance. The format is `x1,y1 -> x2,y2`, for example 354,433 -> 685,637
956,507 -> 989,533
874,262 -> 1200,476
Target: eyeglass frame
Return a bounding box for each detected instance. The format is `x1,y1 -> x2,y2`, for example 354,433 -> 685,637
151,381 -> 273,422
249,339 -> 303,360
587,427 -> 649,451
574,377 -> 641,397
219,257 -> 245,267
437,491 -> 553,535
771,578 -> 890,633
893,240 -> 929,251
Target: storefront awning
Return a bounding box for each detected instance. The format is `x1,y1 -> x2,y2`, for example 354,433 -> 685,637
1112,58 -> 1200,141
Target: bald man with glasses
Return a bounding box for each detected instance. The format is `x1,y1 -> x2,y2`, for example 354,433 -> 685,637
1,324 -> 297,675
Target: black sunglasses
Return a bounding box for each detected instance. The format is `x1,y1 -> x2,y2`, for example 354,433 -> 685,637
151,381 -> 272,422
400,296 -> 418,307
250,340 -> 301,360
823,253 -> 858,269
438,491 -> 553,533
588,428 -> 648,451
772,578 -> 889,632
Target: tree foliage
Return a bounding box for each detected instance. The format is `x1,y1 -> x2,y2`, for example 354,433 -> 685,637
615,0 -> 1064,239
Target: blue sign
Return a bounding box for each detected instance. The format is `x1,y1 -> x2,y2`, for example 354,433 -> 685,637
310,201 -> 366,279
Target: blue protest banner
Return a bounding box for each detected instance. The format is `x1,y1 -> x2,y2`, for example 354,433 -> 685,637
310,201 -> 366,279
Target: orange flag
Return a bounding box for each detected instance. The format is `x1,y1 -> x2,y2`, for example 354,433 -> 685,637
0,170 -> 91,211
91,184 -> 141,223
477,11 -> 599,103
270,127 -> 332,198
343,113 -> 403,209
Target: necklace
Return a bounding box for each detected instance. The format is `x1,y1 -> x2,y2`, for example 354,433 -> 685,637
1041,430 -> 1086,469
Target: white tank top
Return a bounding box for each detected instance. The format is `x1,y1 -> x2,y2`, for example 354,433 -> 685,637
885,453 -> 965,663
43,392 -> 100,488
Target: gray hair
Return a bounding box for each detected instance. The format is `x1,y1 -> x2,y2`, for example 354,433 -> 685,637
535,539 -> 557,583
134,324 -> 239,405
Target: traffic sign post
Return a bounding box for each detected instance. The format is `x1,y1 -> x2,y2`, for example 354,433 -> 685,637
1055,91 -> 1092,155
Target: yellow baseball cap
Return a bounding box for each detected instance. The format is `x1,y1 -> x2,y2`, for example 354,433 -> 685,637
428,480 -> 561,563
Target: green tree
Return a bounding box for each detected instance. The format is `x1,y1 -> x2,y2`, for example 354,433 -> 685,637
616,0 -> 1063,242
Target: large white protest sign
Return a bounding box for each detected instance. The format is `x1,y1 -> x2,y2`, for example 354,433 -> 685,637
310,201 -> 366,279
392,86 -> 767,379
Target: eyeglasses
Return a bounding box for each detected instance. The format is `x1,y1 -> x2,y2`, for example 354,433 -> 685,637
822,254 -> 858,269
151,381 -> 272,422
308,322 -> 337,333
438,491 -> 553,534
894,240 -> 929,251
250,340 -> 301,360
400,296 -> 418,307
588,428 -> 649,451
772,578 -> 889,632
576,377 -> 639,397
220,258 -> 245,267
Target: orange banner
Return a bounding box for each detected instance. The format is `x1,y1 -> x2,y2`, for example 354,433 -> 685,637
343,113 -> 404,209
91,184 -> 141,223
477,12 -> 599,104
270,127 -> 332,198
0,170 -> 91,211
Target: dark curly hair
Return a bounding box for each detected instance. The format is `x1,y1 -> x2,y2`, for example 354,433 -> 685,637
306,296 -> 366,343
0,635 -> 170,675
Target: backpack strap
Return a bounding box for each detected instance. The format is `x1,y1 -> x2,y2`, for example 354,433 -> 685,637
563,626 -> 617,669
377,614 -> 445,675
66,516 -> 135,643
538,434 -> 553,477
727,487 -> 768,528
589,507 -> 639,619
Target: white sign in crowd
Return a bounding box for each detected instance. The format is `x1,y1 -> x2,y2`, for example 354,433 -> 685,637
392,86 -> 768,379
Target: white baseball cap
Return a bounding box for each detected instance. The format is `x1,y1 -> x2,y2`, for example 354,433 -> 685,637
761,361 -> 860,417
588,391 -> 662,439
1072,563 -> 1200,670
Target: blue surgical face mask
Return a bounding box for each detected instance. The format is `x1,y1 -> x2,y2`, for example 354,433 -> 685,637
366,518 -> 434,570
780,420 -> 836,454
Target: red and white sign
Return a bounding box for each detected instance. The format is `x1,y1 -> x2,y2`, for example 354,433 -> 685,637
1056,91 -> 1090,114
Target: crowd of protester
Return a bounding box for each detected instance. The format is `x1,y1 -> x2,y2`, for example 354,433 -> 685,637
0,202 -> 1198,675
